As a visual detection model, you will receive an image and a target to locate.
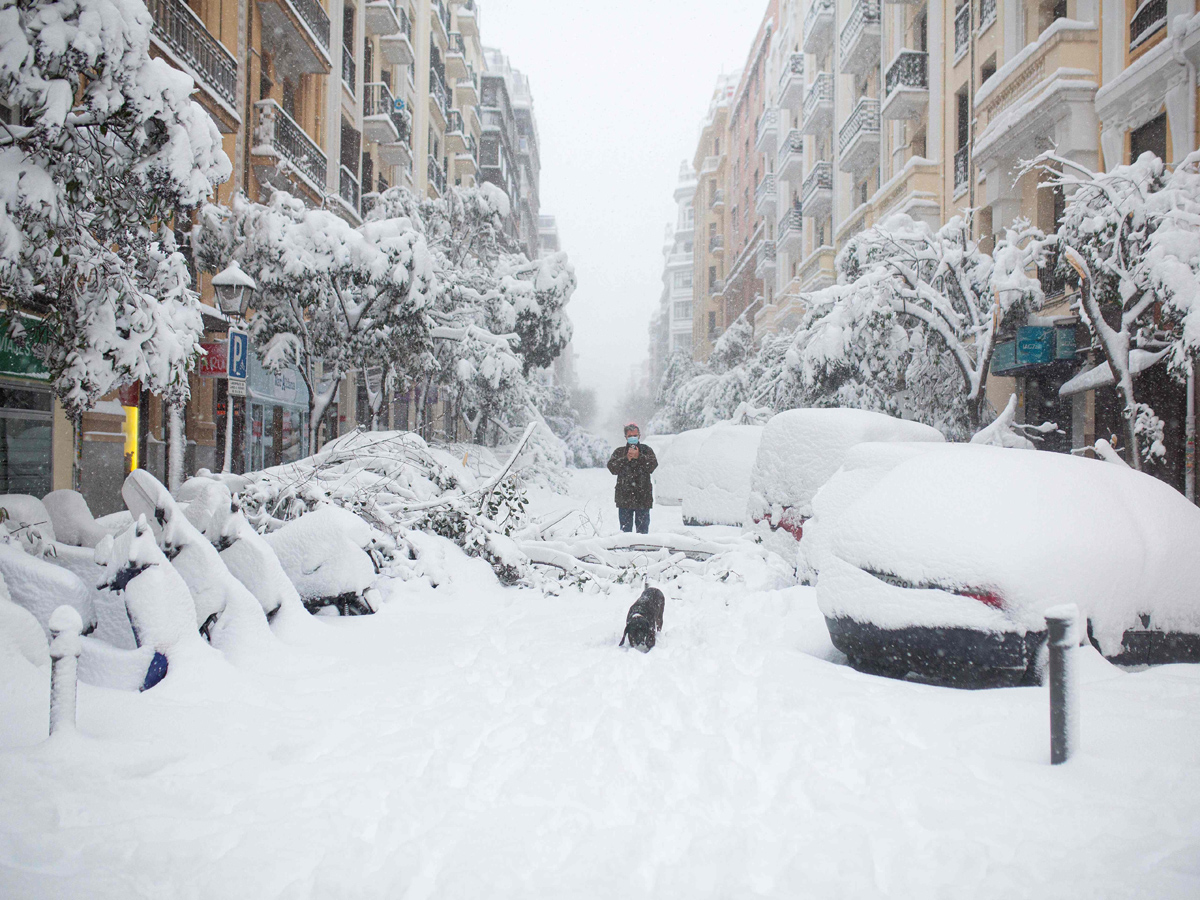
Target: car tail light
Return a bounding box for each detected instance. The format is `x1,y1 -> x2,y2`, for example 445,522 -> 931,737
959,589 -> 1004,609
752,507 -> 807,542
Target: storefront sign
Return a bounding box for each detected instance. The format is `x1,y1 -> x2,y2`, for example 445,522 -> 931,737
1015,327 -> 1054,366
227,378 -> 247,397
991,341 -> 1018,375
1054,326 -> 1077,360
199,342 -> 228,377
0,316 -> 51,380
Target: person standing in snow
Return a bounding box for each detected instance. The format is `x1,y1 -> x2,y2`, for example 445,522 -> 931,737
607,424 -> 658,534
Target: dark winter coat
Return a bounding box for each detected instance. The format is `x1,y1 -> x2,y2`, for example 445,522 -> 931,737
607,443 -> 658,509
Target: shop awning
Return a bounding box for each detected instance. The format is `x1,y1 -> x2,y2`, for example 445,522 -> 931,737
1058,348 -> 1170,397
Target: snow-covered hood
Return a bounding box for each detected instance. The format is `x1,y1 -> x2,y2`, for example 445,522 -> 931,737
816,443 -> 1200,654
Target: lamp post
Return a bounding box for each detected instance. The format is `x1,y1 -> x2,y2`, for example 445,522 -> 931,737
211,261 -> 257,474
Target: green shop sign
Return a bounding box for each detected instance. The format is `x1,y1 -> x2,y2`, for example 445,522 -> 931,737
0,315 -> 51,380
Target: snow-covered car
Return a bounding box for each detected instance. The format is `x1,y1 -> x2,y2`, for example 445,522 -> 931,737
655,423 -> 764,526
814,443 -> 1200,685
746,408 -> 944,557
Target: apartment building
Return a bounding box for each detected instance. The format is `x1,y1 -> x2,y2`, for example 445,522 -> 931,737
1,0 -> 542,513
480,48 -> 543,258
691,74 -> 739,361
649,164 -> 699,386
676,0 -> 1199,489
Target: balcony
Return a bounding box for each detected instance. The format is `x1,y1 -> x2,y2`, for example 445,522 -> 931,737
777,129 -> 803,181
801,161 -> 833,220
456,66 -> 479,105
256,0 -> 330,72
378,5 -> 414,64
146,0 -> 238,113
456,0 -> 478,38
755,240 -> 776,280
801,73 -> 834,134
1130,0 -> 1167,51
980,0 -> 997,31
840,0 -> 881,75
709,277 -> 725,296
710,188 -> 725,209
428,67 -> 448,127
803,0 -> 835,55
445,109 -> 467,153
709,234 -> 724,254
341,42 -> 355,94
798,246 -> 836,290
431,0 -> 450,47
456,134 -> 478,173
251,99 -> 327,196
882,50 -> 929,120
366,0 -> 402,36
778,53 -> 805,109
446,31 -> 468,79
777,203 -> 804,256
838,97 -> 880,174
954,144 -> 970,197
363,82 -> 409,143
954,2 -> 970,63
379,133 -> 412,170
755,107 -> 778,155
755,173 -> 777,215
338,165 -> 361,220
427,155 -> 447,195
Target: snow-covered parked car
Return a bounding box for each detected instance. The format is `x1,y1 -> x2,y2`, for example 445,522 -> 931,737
746,408 -> 943,557
654,424 -> 764,526
814,443 -> 1200,685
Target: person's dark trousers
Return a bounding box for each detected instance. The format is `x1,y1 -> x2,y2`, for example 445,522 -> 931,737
618,508 -> 650,534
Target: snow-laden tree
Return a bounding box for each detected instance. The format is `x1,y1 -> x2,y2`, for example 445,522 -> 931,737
365,184 -> 576,444
195,191 -> 436,450
836,213 -> 1045,429
0,0 -> 231,483
1031,150 -> 1200,469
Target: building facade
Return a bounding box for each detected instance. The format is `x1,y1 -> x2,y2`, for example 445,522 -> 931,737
1,0 -> 546,514
667,0 -> 1200,490
650,164 -> 698,386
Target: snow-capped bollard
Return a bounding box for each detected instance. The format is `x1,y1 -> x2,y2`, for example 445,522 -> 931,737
48,605 -> 84,736
1045,605 -> 1080,765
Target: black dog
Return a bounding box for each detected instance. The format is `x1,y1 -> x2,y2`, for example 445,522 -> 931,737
619,586 -> 666,652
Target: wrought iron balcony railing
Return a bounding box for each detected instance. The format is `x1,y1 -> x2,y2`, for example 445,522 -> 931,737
1130,0 -> 1167,50
885,50 -> 928,97
429,67 -> 448,116
427,155 -> 447,194
954,144 -> 970,194
840,0 -> 881,60
364,81 -> 411,142
838,98 -> 880,155
446,109 -> 464,135
804,0 -> 835,49
980,0 -> 997,31
777,129 -> 803,165
954,2 -> 970,62
147,0 -> 238,108
801,160 -> 833,210
342,44 -> 355,93
448,31 -> 466,56
253,99 -> 327,190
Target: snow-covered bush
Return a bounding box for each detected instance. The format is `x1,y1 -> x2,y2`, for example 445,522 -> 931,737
0,0 -> 230,424
233,428 -> 531,584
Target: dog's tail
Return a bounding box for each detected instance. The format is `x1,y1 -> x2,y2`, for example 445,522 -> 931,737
618,625 -> 628,647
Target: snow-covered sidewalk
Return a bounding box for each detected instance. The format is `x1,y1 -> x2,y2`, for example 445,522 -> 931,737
2,471 -> 1199,898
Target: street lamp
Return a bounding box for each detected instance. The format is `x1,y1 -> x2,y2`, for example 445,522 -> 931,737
211,259 -> 257,319
211,261 -> 257,473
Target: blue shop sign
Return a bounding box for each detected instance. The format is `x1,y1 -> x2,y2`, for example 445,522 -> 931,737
1055,326 -> 1077,360
991,326 -> 1065,374
248,350 -> 309,410
1016,326 -> 1054,365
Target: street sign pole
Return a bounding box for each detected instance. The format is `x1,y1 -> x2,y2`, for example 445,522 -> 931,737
223,327 -> 250,473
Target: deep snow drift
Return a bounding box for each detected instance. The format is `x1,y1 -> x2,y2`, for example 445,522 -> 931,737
1,469 -> 1199,898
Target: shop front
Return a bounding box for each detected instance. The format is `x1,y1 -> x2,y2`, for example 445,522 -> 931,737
0,323 -> 54,496
990,322 -> 1084,454
243,351 -> 309,472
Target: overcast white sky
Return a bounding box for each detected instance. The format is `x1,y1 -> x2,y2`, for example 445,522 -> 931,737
480,1 -> 761,429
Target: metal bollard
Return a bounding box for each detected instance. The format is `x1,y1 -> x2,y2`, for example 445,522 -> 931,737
1045,605 -> 1079,765
48,605 -> 84,736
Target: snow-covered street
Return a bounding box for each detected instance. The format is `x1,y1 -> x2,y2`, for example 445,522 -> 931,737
3,469 -> 1200,899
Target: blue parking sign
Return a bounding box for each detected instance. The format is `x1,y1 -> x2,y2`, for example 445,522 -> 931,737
227,328 -> 249,381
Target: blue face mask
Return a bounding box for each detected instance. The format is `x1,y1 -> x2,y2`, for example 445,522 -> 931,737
627,435 -> 639,445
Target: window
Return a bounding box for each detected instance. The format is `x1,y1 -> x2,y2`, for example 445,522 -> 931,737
981,54 -> 996,85
857,181 -> 868,205
673,301 -> 693,319
683,241 -> 693,253
1131,113 -> 1167,164
914,9 -> 928,51
673,270 -> 692,289
0,384 -> 52,496
708,310 -> 717,335
956,87 -> 969,150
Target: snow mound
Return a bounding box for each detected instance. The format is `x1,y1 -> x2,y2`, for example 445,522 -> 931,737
653,424 -> 764,525
42,490 -> 126,548
0,542 -> 95,639
0,575 -> 49,669
0,494 -> 55,548
747,408 -> 944,557
263,507 -> 381,613
816,443 -> 1200,653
